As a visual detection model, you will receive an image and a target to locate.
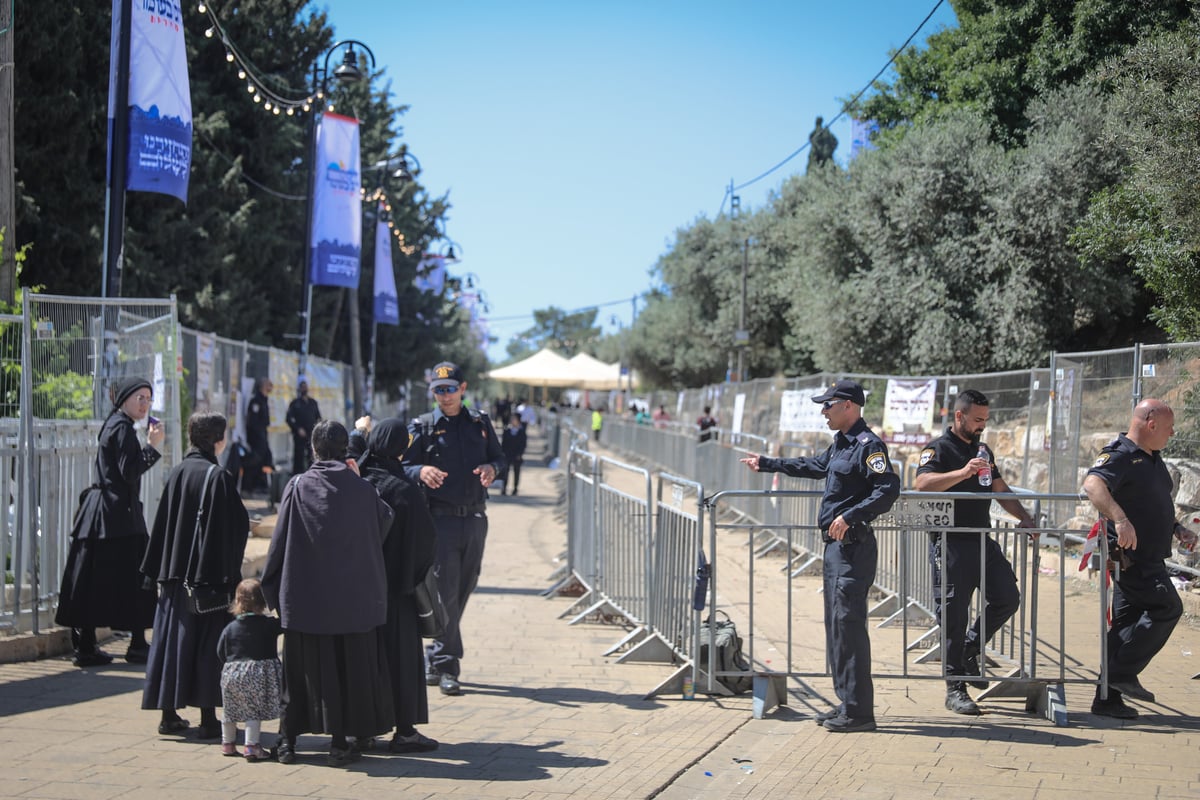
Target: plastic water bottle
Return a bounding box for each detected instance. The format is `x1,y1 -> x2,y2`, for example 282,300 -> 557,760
977,445 -> 992,487
682,676 -> 695,700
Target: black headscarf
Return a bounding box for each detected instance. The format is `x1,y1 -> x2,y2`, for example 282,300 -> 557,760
113,377 -> 152,409
360,417 -> 408,473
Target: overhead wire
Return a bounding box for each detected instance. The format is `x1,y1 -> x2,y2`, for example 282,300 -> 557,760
718,0 -> 946,216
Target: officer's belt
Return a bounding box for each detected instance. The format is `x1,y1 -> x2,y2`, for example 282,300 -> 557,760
821,523 -> 873,544
429,502 -> 486,517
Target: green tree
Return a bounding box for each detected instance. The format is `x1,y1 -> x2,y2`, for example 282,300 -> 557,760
1074,17 -> 1200,340
852,0 -> 1191,146
506,306 -> 601,359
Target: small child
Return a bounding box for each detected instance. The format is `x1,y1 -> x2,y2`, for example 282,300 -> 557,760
216,578 -> 282,761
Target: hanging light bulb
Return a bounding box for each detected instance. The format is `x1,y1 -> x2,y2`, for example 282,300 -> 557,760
327,103 -> 335,112
273,107 -> 281,115
253,93 -> 262,103
225,51 -> 235,63
237,69 -> 246,80
246,82 -> 255,93
302,102 -> 311,112
286,108 -> 295,116
198,3 -> 207,12
204,27 -> 214,38
264,101 -> 272,110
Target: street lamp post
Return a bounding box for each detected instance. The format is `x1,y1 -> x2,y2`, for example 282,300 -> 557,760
298,39 -> 375,383
364,151 -> 420,416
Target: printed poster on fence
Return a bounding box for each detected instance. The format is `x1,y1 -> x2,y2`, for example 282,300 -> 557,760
880,378 -> 937,445
309,112 -> 362,288
195,334 -> 214,411
779,388 -> 828,433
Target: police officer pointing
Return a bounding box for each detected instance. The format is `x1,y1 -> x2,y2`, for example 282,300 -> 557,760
741,379 -> 899,732
402,362 -> 505,697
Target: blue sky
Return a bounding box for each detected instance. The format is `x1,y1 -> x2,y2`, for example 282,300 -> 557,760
310,1 -> 959,363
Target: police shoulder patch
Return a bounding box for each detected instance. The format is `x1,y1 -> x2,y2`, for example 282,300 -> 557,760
1092,453 -> 1111,467
919,448 -> 934,467
866,451 -> 888,474
857,432 -> 873,445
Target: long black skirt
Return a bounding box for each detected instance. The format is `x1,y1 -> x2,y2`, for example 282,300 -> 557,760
280,628 -> 394,740
142,581 -> 228,710
384,593 -> 429,730
55,535 -> 156,631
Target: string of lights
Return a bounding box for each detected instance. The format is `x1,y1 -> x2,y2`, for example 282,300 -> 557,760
718,0 -> 946,216
196,2 -> 331,116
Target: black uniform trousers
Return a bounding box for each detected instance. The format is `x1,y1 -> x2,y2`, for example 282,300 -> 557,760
291,435 -> 312,477
1106,559 -> 1182,682
822,530 -> 876,721
426,512 -> 488,678
930,534 -> 1020,680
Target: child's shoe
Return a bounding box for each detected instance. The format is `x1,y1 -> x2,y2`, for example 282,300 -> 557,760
244,743 -> 269,762
221,742 -> 239,757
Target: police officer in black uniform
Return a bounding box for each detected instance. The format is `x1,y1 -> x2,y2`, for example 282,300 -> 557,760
285,379 -> 322,476
243,377 -> 273,495
402,362 -> 505,696
915,389 -> 1036,716
1082,398 -> 1198,719
741,379 -> 899,732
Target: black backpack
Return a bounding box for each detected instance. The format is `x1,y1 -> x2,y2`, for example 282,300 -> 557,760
697,610 -> 754,694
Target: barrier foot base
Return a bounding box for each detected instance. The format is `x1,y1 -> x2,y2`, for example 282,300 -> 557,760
1026,681 -> 1068,727
542,572 -> 583,599
908,627 -> 941,657
616,631 -> 676,664
558,589 -> 597,619
869,593 -> 900,619
568,598 -> 627,626
753,673 -> 788,719
788,555 -> 820,577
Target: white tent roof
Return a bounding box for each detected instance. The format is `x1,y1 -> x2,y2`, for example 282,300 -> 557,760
567,353 -> 632,390
485,348 -> 578,387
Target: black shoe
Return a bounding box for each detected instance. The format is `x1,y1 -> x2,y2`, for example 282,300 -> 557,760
326,745 -> 362,767
275,739 -> 297,764
814,705 -> 843,724
157,716 -> 190,735
72,650 -> 114,668
389,731 -> 439,753
439,674 -> 462,696
1109,677 -> 1155,703
124,645 -> 149,664
823,714 -> 877,733
425,669 -> 441,686
351,736 -> 373,753
195,721 -> 222,740
961,650 -> 989,690
945,684 -> 981,716
511,489 -> 518,496
1091,695 -> 1138,719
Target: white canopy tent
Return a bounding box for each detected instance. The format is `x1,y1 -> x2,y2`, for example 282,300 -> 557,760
484,348 -> 578,389
566,352 -> 635,391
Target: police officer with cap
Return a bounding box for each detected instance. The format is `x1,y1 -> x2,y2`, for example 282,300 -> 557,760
741,379 -> 899,732
402,361 -> 505,696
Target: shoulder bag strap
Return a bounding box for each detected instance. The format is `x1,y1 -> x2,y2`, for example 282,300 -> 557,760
184,464 -> 219,586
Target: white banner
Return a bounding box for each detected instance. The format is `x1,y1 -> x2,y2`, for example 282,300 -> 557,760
779,388 -> 828,433
310,113 -> 362,288
732,393 -> 746,435
121,0 -> 192,201
881,378 -> 938,445
373,203 -> 399,325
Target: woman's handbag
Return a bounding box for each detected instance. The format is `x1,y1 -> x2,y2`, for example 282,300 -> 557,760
414,566 -> 448,638
183,465 -> 234,615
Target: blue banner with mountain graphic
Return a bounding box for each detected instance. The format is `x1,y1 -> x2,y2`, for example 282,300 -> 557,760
310,113 -> 362,288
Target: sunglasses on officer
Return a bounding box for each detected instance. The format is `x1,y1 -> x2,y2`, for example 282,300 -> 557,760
821,398 -> 847,411
432,385 -> 461,396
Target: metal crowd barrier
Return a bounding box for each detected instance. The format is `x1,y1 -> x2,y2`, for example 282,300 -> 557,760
702,488 -> 1099,725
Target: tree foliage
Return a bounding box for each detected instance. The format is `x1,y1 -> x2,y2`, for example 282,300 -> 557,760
12,1 -> 481,396
506,306 -> 602,360
1073,15 -> 1200,340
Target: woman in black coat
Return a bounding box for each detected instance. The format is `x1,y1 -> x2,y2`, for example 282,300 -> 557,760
358,417 -> 440,753
140,412 -> 249,738
55,377 -> 166,666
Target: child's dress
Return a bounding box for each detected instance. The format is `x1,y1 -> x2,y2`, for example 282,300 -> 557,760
217,613 -> 283,722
